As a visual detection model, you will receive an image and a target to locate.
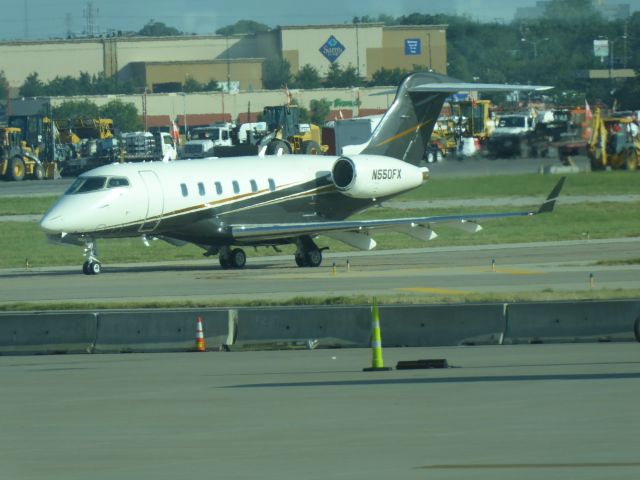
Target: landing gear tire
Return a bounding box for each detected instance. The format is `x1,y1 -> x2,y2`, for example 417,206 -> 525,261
295,236 -> 324,268
305,249 -> 322,267
219,247 -> 246,269
230,248 -> 246,269
83,260 -> 101,275
295,254 -> 307,267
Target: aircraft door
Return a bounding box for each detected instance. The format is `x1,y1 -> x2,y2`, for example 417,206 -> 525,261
138,170 -> 164,232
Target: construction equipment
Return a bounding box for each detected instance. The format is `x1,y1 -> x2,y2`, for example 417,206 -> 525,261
587,108 -> 639,171
262,105 -> 326,155
57,118 -> 114,145
455,99 -> 494,143
424,117 -> 457,162
182,106 -> 327,159
0,126 -> 47,181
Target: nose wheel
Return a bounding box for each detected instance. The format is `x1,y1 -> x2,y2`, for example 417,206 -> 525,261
82,238 -> 102,275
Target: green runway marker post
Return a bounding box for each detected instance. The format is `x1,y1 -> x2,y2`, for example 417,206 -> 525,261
363,297 -> 392,372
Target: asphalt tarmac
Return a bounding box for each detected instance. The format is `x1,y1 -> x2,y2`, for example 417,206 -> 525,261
1,343 -> 638,480
1,238 -> 638,305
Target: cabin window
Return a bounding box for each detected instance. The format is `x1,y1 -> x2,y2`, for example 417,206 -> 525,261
214,182 -> 222,195
66,176 -> 107,194
268,178 -> 276,192
198,182 -> 205,196
180,183 -> 188,197
107,177 -> 129,188
250,180 -> 258,193
232,180 -> 240,194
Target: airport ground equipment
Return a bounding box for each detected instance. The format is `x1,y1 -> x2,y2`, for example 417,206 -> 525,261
0,126 -> 48,181
182,106 -> 327,159
587,108 -> 639,170
486,112 -> 537,158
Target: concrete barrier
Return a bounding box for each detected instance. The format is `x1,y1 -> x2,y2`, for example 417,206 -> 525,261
0,312 -> 97,355
379,304 -> 506,347
1,300 -> 637,356
234,306 -> 372,348
503,300 -> 640,344
93,309 -> 231,353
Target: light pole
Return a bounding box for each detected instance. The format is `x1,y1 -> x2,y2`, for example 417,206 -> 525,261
520,37 -> 548,59
180,92 -> 187,138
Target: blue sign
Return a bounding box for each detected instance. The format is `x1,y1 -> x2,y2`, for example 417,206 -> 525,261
405,38 -> 422,55
320,35 -> 346,63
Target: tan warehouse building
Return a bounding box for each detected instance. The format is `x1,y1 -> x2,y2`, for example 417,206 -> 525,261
1,24 -> 447,93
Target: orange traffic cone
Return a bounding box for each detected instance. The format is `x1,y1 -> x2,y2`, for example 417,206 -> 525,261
195,316 -> 206,352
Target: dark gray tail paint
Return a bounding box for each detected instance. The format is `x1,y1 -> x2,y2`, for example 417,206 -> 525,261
361,72 -> 459,165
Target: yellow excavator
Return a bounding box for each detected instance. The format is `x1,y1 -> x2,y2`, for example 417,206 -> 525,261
587,108 -> 639,171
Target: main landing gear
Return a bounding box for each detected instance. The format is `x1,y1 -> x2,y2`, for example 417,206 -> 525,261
294,236 -> 323,268
218,246 -> 246,269
82,238 -> 102,275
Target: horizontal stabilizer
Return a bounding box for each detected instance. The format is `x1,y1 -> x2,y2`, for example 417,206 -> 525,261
409,82 -> 553,93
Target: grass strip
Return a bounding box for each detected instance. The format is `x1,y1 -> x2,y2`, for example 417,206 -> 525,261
1,289 -> 639,312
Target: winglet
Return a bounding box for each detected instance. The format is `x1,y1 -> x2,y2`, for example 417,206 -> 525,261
537,177 -> 566,214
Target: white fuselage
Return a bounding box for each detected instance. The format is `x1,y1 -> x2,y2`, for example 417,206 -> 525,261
40,154 -> 427,242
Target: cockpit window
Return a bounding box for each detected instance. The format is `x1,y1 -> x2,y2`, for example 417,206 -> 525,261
65,176 -> 107,194
107,177 -> 130,188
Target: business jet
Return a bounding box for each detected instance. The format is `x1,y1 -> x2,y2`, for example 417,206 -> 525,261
40,72 -> 564,275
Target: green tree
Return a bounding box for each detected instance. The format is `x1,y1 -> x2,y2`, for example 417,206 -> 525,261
308,98 -> 332,125
202,79 -> 222,91
52,99 -> 100,121
99,99 -> 143,132
183,77 -> 203,93
324,63 -> 361,88
19,72 -> 46,97
216,20 -> 270,35
138,20 -> 181,36
369,67 -> 409,87
47,75 -> 82,96
294,64 -> 322,89
0,70 -> 9,101
262,57 -> 292,90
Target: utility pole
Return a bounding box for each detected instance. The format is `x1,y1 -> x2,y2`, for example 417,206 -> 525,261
24,0 -> 29,40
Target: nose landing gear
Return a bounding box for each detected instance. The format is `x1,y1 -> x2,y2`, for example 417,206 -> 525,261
82,238 -> 102,275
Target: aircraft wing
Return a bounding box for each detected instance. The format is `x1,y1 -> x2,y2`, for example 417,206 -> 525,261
231,177 -> 565,248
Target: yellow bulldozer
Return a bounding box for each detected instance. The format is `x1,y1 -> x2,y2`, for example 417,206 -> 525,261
0,126 -> 54,181
587,108 -> 639,171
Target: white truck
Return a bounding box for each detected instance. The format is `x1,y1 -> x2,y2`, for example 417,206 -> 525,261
182,122 -> 268,158
122,131 -> 177,162
486,113 -> 536,158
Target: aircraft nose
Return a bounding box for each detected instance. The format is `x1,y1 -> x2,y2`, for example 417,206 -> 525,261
40,211 -> 64,234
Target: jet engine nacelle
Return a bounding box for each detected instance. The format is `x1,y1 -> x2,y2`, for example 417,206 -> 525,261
331,155 -> 428,199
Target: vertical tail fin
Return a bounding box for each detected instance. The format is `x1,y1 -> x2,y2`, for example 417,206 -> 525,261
361,72 -> 553,165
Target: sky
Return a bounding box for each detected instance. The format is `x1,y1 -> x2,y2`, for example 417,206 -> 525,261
0,0 -> 639,41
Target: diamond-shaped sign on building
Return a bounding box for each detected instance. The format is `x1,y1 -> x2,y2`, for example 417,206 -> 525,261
319,35 -> 346,63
